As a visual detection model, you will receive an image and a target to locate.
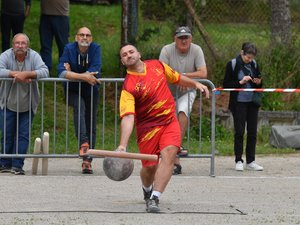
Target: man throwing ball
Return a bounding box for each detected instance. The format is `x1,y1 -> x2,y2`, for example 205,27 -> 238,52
117,44 -> 209,213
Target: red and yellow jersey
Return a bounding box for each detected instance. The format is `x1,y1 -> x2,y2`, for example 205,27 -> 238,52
120,60 -> 180,132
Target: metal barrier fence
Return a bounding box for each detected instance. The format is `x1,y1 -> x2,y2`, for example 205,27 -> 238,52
0,78 -> 216,176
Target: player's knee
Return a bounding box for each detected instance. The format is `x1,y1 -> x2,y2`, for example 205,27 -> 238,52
160,146 -> 177,163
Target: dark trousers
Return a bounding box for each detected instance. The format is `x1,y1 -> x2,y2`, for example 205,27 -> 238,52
231,102 -> 259,164
39,15 -> 69,71
1,13 -> 25,52
68,89 -> 99,149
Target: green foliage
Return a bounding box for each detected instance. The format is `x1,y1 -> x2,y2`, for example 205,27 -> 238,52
258,44 -> 300,88
261,93 -> 283,111
201,0 -> 270,23
189,115 -> 232,142
140,0 -> 270,24
257,125 -> 272,143
140,0 -> 187,25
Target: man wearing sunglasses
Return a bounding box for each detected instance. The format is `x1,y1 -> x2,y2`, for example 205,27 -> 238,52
58,27 -> 101,174
159,26 -> 207,175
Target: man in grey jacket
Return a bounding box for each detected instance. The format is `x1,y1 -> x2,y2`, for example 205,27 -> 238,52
0,33 -> 49,175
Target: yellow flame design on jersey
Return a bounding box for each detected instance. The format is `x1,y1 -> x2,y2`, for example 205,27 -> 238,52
141,127 -> 161,142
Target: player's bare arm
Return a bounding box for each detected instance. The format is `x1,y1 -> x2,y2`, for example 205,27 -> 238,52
178,74 -> 210,99
118,114 -> 135,151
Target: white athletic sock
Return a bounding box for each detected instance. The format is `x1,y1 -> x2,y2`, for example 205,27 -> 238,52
151,191 -> 161,199
143,185 -> 153,192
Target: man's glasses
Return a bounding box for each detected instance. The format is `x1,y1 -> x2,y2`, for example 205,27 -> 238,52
77,33 -> 92,38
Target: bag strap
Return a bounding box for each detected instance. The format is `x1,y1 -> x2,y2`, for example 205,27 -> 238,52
231,58 -> 257,71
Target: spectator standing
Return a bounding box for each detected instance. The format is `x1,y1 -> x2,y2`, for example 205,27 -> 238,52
1,0 -> 31,52
223,42 -> 263,171
159,26 -> 207,175
57,27 -> 101,174
39,0 -> 69,73
0,33 -> 49,175
118,44 -> 209,213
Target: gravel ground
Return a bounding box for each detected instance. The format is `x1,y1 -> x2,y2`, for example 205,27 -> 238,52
0,153 -> 299,225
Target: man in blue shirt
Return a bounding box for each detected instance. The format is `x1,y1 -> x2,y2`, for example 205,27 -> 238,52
58,27 -> 101,174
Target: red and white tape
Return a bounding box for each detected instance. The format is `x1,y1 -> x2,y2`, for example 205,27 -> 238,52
214,88 -> 300,93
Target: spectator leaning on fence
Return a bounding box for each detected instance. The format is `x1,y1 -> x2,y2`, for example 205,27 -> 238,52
57,27 -> 101,175
0,33 -> 49,175
159,26 -> 207,175
117,43 -> 209,213
223,42 -> 263,172
1,0 -> 31,52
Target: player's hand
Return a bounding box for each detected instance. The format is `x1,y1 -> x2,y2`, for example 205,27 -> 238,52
116,146 -> 126,152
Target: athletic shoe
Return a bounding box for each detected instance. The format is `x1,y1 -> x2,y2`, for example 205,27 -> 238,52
178,146 -> 188,157
235,161 -> 244,171
143,188 -> 152,202
173,164 -> 182,175
146,195 -> 160,213
82,160 -> 93,174
11,167 -> 25,175
246,161 -> 263,171
79,142 -> 89,157
0,165 -> 11,173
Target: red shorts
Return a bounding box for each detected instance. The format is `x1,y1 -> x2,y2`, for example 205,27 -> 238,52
137,119 -> 181,167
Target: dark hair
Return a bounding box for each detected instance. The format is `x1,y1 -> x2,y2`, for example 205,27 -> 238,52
241,42 -> 257,56
120,42 -> 135,50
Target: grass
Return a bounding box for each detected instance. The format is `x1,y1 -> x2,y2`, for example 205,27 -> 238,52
24,0 -> 122,76
19,1 -> 298,156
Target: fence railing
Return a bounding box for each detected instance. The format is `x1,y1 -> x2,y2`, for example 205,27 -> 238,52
0,78 -> 216,176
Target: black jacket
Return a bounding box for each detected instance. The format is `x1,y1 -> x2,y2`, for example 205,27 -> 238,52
223,55 -> 262,111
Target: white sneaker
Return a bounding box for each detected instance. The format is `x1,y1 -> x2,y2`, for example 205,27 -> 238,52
246,161 -> 263,171
235,161 -> 244,171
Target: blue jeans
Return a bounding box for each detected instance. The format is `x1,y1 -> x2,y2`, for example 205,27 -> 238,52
0,109 -> 34,169
39,15 -> 69,71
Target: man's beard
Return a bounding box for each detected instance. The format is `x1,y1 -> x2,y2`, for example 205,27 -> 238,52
124,57 -> 138,67
78,41 -> 90,47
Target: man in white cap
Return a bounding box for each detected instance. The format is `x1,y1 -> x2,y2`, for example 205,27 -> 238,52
159,26 -> 207,175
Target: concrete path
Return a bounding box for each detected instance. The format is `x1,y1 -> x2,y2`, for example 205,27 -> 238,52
0,153 -> 299,225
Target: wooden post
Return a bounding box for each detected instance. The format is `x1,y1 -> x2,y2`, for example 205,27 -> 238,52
42,132 -> 49,175
32,138 -> 41,175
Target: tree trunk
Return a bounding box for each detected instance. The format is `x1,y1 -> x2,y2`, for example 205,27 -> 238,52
183,0 -> 220,62
121,0 -> 129,45
269,0 -> 291,45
